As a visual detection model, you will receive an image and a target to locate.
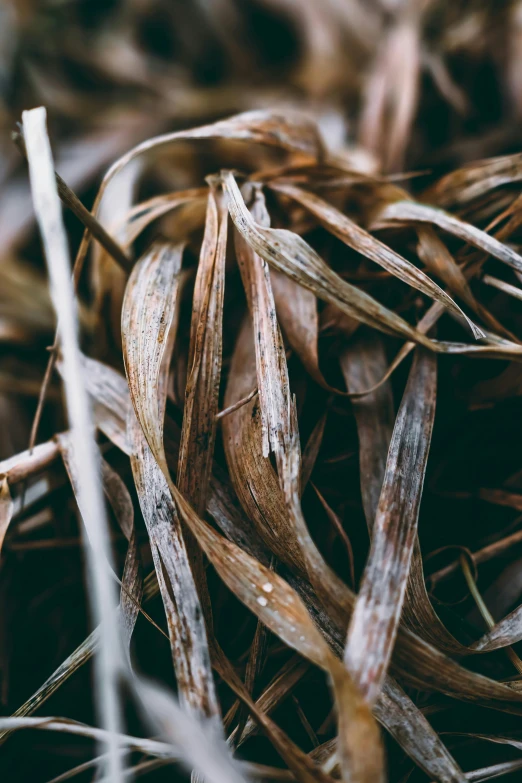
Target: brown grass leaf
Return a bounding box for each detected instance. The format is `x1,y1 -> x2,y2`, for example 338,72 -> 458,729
223,170 -> 437,348
170,485 -> 385,783
121,240 -> 219,721
344,348 -> 437,704
232,186 -> 384,781
128,414 -> 219,721
272,182 -> 483,339
0,476 -> 13,557
340,329 -> 394,528
178,187 -> 227,514
122,241 -> 184,468
416,226 -> 511,339
121,188 -> 207,250
101,459 -> 143,653
426,152 -> 522,208
374,200 -> 522,275
472,602 -> 522,653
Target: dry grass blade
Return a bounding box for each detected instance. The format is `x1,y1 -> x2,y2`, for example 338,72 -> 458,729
174,186 -> 227,681
375,680 -> 467,783
122,241 -> 184,469
358,6 -> 423,172
170,485 -> 384,783
121,187 -> 207,250
223,315 -> 351,630
177,187 -> 227,514
0,477 -> 13,556
468,759 -> 522,782
270,269 -> 332,389
0,716 -> 179,758
345,348 -> 437,705
235,183 -> 292,459
340,329 -> 394,528
223,171 -> 437,348
482,274 -> 522,303
374,200 -> 522,275
101,459 -> 143,653
128,415 -> 219,719
131,678 -> 246,783
472,601 -> 522,653
104,111 -> 323,184
222,318 -> 306,572
22,106 -> 125,781
233,187 -> 384,778
272,182 -> 483,339
211,645 -> 333,783
0,711 -> 247,783
121,241 -> 219,721
70,110 -> 324,294
341,329 -> 466,780
426,153 -> 522,208
416,226 -> 510,339
0,440 -> 60,485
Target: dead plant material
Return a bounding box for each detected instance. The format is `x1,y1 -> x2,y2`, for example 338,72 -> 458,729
7,4 -> 522,781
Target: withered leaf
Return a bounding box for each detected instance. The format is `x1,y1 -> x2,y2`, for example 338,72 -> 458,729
121,241 -> 184,468
272,182 -> 483,338
178,187 -> 227,514
101,459 -> 143,653
472,603 -> 522,652
344,347 -> 437,704
340,329 -> 394,529
0,476 -> 13,557
171,484 -> 385,783
121,239 -> 219,722
23,105 -> 125,780
374,200 -> 522,275
230,184 -> 384,782
128,415 -> 219,721
223,170 -> 437,348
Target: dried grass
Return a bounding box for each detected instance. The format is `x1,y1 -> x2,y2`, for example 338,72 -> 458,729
4,2 -> 522,782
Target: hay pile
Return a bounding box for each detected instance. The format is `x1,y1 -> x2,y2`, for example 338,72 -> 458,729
3,2 -> 522,782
